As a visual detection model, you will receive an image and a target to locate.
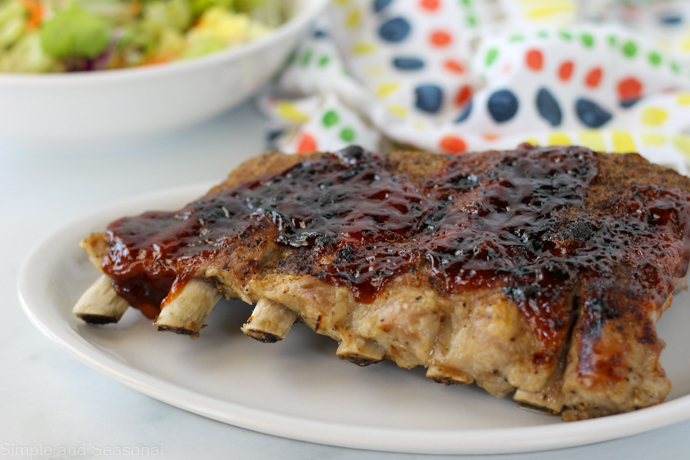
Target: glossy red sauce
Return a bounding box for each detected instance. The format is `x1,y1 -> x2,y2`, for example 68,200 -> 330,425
102,145 -> 690,349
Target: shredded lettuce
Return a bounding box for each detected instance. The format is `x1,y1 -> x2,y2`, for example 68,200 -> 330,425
0,32 -> 60,72
0,0 -> 27,49
143,0 -> 191,32
189,0 -> 232,18
39,2 -> 113,59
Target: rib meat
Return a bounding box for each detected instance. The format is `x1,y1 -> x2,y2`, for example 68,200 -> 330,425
78,144 -> 690,420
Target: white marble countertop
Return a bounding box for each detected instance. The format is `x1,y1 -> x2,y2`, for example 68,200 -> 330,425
4,102 -> 690,460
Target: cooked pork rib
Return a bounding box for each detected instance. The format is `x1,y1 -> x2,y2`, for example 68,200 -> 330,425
75,144 -> 690,420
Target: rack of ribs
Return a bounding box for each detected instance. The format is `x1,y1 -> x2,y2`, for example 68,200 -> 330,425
73,144 -> 690,421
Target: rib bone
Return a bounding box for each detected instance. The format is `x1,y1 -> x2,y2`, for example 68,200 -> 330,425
336,336 -> 386,366
241,298 -> 297,343
426,365 -> 473,385
513,375 -> 564,415
674,274 -> 688,294
155,279 -> 222,338
73,275 -> 130,324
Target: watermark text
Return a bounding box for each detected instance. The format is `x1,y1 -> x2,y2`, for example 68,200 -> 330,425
1,442 -> 163,458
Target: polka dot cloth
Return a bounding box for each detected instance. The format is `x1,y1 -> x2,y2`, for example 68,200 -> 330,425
260,0 -> 690,171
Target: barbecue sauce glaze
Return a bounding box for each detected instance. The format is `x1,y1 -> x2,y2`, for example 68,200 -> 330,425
102,145 -> 690,346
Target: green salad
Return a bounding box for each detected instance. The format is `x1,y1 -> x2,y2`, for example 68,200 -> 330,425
0,0 -> 283,72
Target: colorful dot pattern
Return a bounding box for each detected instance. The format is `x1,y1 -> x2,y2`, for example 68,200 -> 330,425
536,88 -> 562,126
261,0 -> 690,173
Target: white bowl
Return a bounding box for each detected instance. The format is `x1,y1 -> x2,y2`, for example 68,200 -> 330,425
0,0 -> 327,146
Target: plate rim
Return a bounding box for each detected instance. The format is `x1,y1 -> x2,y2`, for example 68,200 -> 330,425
17,182 -> 690,455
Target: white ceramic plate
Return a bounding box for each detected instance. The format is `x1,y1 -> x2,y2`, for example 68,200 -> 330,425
17,183 -> 690,455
